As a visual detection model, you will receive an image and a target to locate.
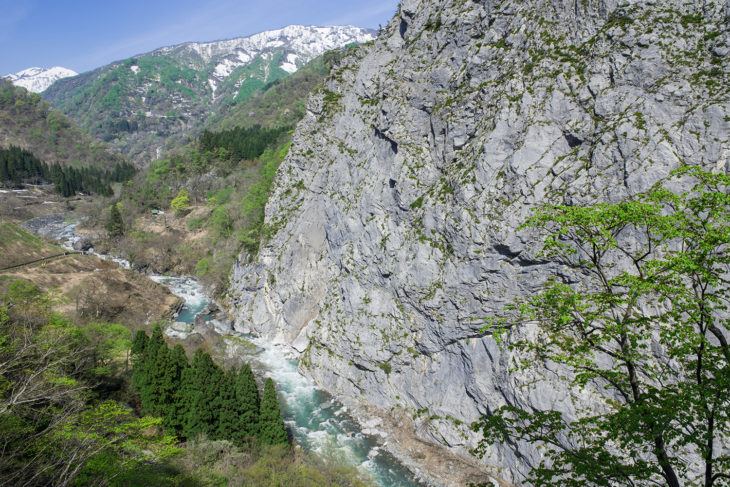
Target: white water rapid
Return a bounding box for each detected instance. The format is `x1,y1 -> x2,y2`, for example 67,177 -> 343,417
44,216 -> 424,487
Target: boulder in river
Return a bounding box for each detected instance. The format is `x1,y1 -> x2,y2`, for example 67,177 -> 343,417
73,237 -> 94,251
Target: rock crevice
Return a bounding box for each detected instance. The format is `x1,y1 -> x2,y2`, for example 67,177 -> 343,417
229,0 -> 729,484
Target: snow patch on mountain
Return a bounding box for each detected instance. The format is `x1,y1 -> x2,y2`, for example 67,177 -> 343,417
4,67 -> 77,93
280,53 -> 300,74
213,58 -> 240,78
157,25 -> 375,85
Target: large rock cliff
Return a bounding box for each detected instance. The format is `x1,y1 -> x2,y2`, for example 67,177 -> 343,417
229,0 -> 729,484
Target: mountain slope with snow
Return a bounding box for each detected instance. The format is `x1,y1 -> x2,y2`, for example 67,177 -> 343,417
42,25 -> 375,164
4,67 -> 77,93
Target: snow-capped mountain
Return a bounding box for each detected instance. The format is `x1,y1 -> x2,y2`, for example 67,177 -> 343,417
42,25 -> 376,164
5,67 -> 77,93
156,25 -> 376,93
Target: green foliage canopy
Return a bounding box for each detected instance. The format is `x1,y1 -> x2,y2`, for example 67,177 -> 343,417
199,124 -> 290,161
0,282 -> 176,486
170,188 -> 191,215
0,145 -> 135,196
473,167 -> 730,487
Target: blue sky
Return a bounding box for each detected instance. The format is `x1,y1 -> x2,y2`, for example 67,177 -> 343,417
1,0 -> 400,75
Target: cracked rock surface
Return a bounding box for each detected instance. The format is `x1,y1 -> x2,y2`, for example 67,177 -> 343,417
229,0 -> 729,483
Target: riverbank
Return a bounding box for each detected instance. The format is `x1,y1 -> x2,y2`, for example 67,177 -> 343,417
228,326 -> 506,487
22,213 -> 427,487
1,219 -> 179,327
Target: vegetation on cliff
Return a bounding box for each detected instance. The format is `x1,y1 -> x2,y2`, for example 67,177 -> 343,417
475,168 -> 730,487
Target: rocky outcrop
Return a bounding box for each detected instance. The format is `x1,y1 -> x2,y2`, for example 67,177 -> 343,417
229,0 -> 729,484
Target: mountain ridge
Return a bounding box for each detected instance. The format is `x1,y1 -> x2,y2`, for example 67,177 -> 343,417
42,25 -> 376,164
0,78 -> 125,170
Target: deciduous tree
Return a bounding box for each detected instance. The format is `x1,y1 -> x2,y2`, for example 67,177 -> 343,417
170,188 -> 190,215
473,167 -> 730,487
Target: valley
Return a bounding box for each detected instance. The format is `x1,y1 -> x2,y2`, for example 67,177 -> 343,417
1,18 -> 431,487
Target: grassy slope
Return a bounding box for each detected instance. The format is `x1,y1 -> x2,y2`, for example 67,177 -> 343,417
207,50 -> 343,131
0,222 -> 180,327
0,221 -> 65,268
42,48 -> 297,164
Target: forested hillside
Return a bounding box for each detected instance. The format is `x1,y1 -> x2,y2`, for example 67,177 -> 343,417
0,145 -> 136,196
207,48 -> 357,131
0,79 -> 125,169
0,280 -> 176,486
0,281 -> 369,486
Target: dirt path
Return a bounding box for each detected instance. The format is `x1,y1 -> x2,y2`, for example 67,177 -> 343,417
0,251 -> 82,272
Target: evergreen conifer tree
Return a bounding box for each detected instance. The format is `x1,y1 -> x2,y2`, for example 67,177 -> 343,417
147,344 -> 170,416
130,330 -> 148,357
130,330 -> 149,401
178,360 -> 196,440
182,349 -> 223,439
258,378 -> 288,445
139,325 -> 166,414
216,368 -> 239,441
107,203 -> 124,237
162,344 -> 189,435
232,362 -> 260,445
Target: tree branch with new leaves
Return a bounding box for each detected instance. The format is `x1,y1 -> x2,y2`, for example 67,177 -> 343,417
473,167 -> 730,487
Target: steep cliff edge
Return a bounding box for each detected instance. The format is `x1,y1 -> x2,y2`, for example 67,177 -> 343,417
229,0 -> 729,484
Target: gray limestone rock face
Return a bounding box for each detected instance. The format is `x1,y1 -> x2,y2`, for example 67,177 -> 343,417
228,0 -> 730,484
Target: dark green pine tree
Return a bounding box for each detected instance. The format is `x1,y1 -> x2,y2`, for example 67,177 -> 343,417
216,368 -> 239,441
107,203 -> 124,237
130,329 -> 149,357
178,361 -> 196,441
148,344 -> 171,416
258,378 -> 288,445
182,349 -> 223,439
232,362 -> 260,446
130,330 -> 149,401
162,344 -> 189,435
139,325 -> 166,414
